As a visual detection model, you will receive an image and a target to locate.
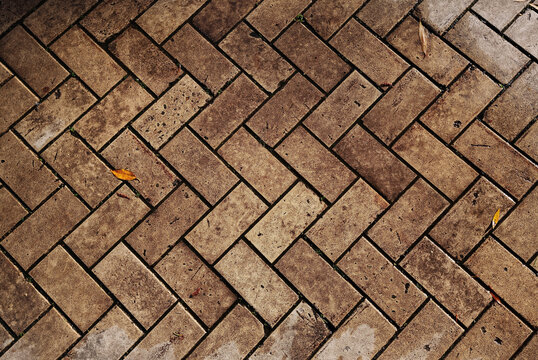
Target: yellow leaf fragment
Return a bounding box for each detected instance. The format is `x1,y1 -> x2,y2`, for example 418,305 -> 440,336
530,3 -> 538,10
111,169 -> 136,181
418,20 -> 429,58
491,208 -> 501,228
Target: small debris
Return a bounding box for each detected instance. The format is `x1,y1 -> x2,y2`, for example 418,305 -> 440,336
418,20 -> 429,58
189,287 -> 201,298
116,193 -> 130,200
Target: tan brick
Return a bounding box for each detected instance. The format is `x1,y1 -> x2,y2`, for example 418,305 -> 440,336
466,237 -> 538,325
247,0 -> 312,41
24,0 -> 97,44
246,182 -> 326,262
402,238 -> 490,326
304,71 -> 381,146
109,26 -> 179,95
65,186 -> 148,267
75,77 -> 152,150
387,16 -> 468,85
454,121 -> 538,199
31,246 -> 112,331
485,63 -> 538,141
188,304 -> 264,359
102,130 -> 178,205
187,183 -> 266,263
3,187 -> 88,270
126,184 -> 207,265
219,22 -> 294,92
0,252 -> 49,333
0,77 -> 38,133
0,187 -> 27,237
308,179 -> 388,261
277,239 -> 361,325
431,177 -> 514,260
1,309 -> 78,359
126,303 -> 204,360
219,127 -> 296,203
161,128 -> 238,204
340,238 -> 426,325
517,122 -> 538,161
447,303 -> 531,360
247,73 -> 322,147
364,69 -> 440,144
358,0 -> 416,37
0,0 -> 40,35
0,131 -> 57,209
251,302 -> 330,359
80,0 -> 153,42
368,179 -> 448,260
16,78 -> 96,151
164,24 -> 239,93
331,19 -> 408,85
421,67 -> 500,142
190,74 -> 266,148
378,301 -> 462,360
133,74 -> 210,149
42,133 -> 119,208
277,126 -> 356,202
446,13 -> 528,84
137,0 -> 206,43
306,0 -> 365,39
516,334 -> 538,360
0,323 -> 13,352
418,0 -> 473,33
0,26 -> 68,97
473,0 -> 530,30
51,26 -> 125,97
155,241 -> 236,327
275,23 -> 351,92
393,123 -> 477,200
94,243 -> 175,329
506,9 -> 538,58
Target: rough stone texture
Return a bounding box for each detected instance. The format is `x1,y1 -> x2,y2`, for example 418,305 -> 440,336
515,335 -> 538,360
0,0 -> 41,35
506,10 -> 538,58
516,121 -> 538,162
0,187 -> 27,237
306,0 -> 365,39
473,0 -> 530,31
418,0 -> 474,33
0,77 -> 38,134
358,0 -> 416,37
0,324 -> 13,353
247,0 -> 312,40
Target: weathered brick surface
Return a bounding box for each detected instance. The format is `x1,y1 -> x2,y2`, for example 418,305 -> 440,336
0,187 -> 26,237
358,0 -> 416,37
247,0 -> 312,41
306,0 -> 365,39
0,77 -> 37,133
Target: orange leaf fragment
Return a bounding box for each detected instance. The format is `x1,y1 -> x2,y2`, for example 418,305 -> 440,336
418,20 -> 429,58
189,287 -> 201,298
490,290 -> 501,304
111,169 -> 136,181
491,208 -> 500,229
530,3 -> 538,10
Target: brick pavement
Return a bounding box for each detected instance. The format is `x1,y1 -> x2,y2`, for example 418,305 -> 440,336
0,0 -> 536,359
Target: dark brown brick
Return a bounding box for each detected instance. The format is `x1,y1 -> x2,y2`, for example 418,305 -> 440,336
0,187 -> 27,237
0,0 -> 40,35
306,0 -> 365,39
0,77 -> 38,133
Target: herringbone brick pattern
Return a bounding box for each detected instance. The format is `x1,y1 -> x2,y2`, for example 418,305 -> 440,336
0,0 -> 536,359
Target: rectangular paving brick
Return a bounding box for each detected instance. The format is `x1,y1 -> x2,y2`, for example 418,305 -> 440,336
466,237 -> 538,325
16,78 -> 96,151
155,241 -> 236,327
363,69 -> 440,144
446,13 -> 528,83
0,62 -> 11,83
506,9 -> 538,58
65,186 -> 148,267
277,126 -> 356,202
369,179 -> 448,260
0,251 -> 49,333
219,127 -> 296,203
24,0 -> 97,44
219,22 -> 294,92
246,182 -> 325,262
402,238 -> 491,326
126,184 -> 207,265
0,77 -> 38,133
247,0 -> 312,41
247,73 -> 322,147
430,177 -> 514,260
161,128 -> 238,204
387,16 -> 468,86
517,121 -> 538,162
418,0 -> 474,33
454,121 -> 538,199
251,302 -> 330,359
421,67 -> 500,143
94,243 -> 176,329
393,123 -> 477,200
0,26 -> 68,97
42,133 -> 119,208
0,323 -> 13,353
0,131 -> 57,209
473,0 -> 530,30
0,0 -> 40,35
275,22 -> 351,92
0,187 -> 27,237
331,19 -> 408,85
75,77 -> 153,150
190,74 -> 266,148
188,304 -> 264,359
3,187 -> 88,270
378,301 -> 462,360
187,183 -> 267,263
30,246 -> 112,331
515,334 -> 538,360
306,0 -> 365,39
216,240 -> 298,326
308,179 -> 388,261
109,26 -> 179,95
304,71 -> 381,146
340,238 -> 426,325
358,0 -> 416,37
133,74 -> 210,149
164,24 -> 239,93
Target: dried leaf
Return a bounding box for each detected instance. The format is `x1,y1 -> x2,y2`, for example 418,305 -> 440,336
111,169 -> 136,181
491,208 -> 501,229
513,0 -> 526,2
116,193 -> 130,199
490,290 -> 501,304
530,3 -> 538,10
418,20 -> 429,58
189,287 -> 201,298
